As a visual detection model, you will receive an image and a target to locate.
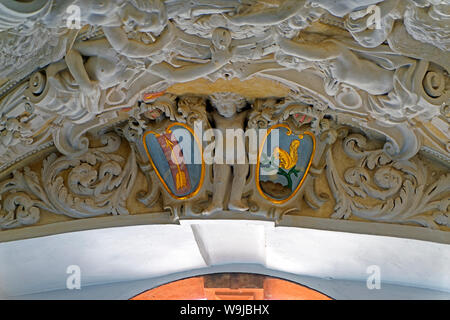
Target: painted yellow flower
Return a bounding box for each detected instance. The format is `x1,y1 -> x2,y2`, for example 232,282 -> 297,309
273,140 -> 300,170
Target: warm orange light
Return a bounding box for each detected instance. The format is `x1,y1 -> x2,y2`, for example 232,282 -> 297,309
131,277 -> 205,300
119,91 -> 167,112
143,91 -> 166,102
130,273 -> 332,300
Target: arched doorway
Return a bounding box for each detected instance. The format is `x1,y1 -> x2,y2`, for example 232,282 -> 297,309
131,273 -> 332,300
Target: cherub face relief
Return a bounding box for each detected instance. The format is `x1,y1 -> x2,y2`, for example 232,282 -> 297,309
211,27 -> 232,50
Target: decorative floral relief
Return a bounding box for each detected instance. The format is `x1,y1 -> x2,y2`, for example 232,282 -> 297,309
326,133 -> 450,228
0,133 -> 137,229
0,91 -> 448,232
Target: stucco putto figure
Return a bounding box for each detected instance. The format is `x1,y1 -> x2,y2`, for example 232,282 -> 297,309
273,30 -> 395,96
202,93 -> 250,215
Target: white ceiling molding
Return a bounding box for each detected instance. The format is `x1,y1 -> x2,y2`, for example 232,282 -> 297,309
11,264 -> 450,300
0,220 -> 448,298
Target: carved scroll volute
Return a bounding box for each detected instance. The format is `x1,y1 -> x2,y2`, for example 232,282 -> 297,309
0,133 -> 138,230
25,67 -> 94,125
325,131 -> 450,228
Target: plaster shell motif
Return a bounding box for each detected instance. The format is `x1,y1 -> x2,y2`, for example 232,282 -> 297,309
0,0 -> 448,233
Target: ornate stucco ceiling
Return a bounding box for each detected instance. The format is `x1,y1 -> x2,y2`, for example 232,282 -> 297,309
0,0 -> 448,241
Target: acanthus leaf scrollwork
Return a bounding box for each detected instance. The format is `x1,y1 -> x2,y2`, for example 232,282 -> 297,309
326,133 -> 450,228
0,133 -> 137,229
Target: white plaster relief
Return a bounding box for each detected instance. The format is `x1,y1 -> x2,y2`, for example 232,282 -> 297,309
0,0 -> 448,232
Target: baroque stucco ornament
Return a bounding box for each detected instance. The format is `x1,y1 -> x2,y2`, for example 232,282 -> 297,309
0,93 -> 448,232
0,0 -> 448,234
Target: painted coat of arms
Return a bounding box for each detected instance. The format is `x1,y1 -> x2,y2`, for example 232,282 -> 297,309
256,125 -> 315,204
143,123 -> 204,199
